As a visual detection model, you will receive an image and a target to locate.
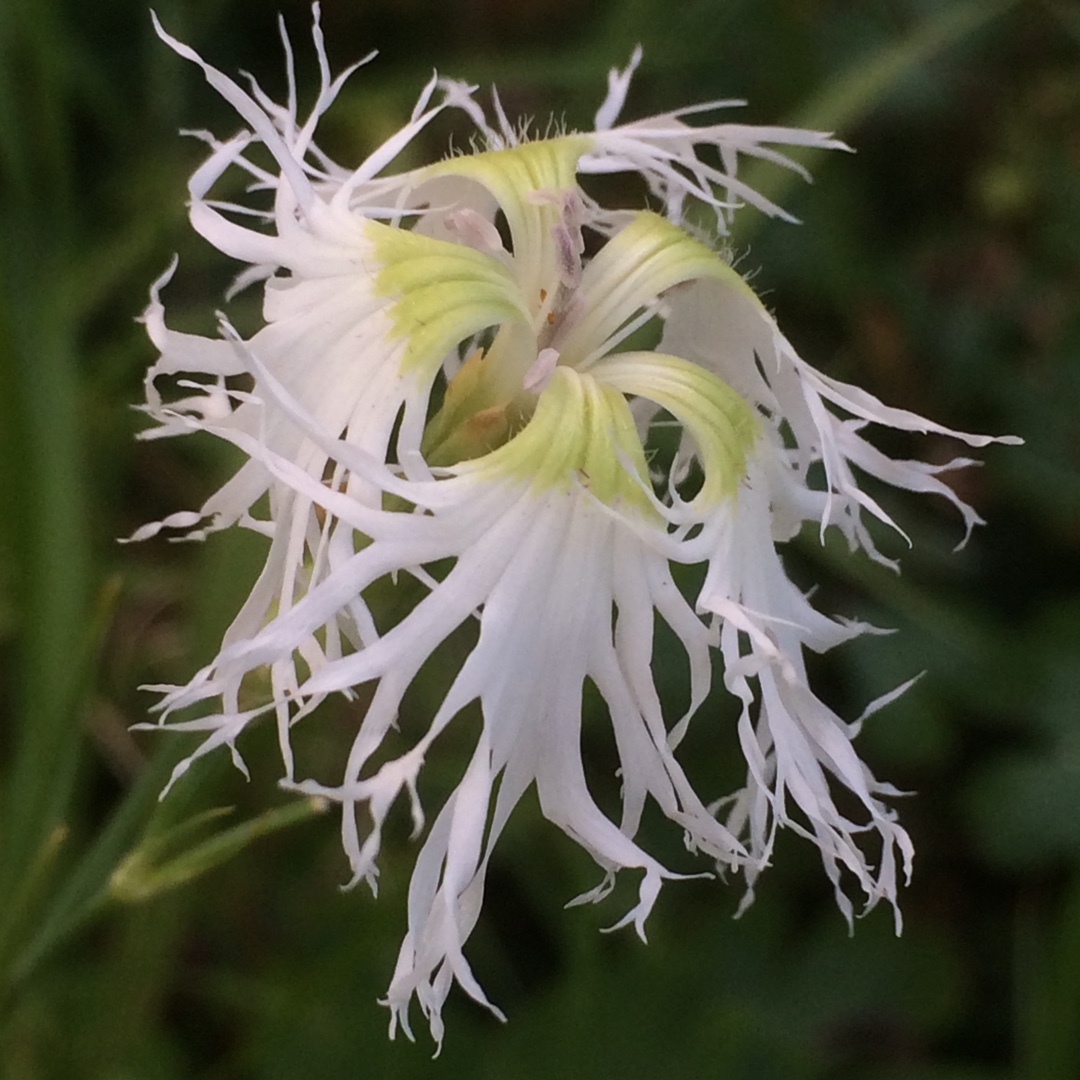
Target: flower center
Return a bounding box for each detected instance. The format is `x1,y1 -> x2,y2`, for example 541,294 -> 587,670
419,183 -> 594,466
370,138 -> 761,501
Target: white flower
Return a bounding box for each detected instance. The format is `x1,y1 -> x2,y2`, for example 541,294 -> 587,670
136,9 -> 1019,1046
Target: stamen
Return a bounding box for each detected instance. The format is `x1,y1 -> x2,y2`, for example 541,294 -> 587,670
523,347 -> 560,393
444,207 -> 507,256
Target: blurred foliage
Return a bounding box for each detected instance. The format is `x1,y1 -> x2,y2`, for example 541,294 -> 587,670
1,0 -> 1078,1076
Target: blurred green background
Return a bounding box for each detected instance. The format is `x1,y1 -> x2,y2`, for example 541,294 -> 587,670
2,0 -> 1079,1076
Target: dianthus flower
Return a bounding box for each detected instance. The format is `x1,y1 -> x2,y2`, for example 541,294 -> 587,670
135,8 -> 1018,1044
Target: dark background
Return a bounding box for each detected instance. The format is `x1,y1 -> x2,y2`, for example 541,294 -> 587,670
2,0 -> 1079,1076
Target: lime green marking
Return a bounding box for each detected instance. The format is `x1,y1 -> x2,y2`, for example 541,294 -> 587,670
458,366 -> 656,515
367,221 -> 528,377
595,351 -> 759,505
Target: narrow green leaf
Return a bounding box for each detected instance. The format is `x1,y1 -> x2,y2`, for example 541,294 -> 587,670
4,740 -> 189,991
110,797 -> 329,904
0,0 -> 87,914
0,826 -> 68,984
